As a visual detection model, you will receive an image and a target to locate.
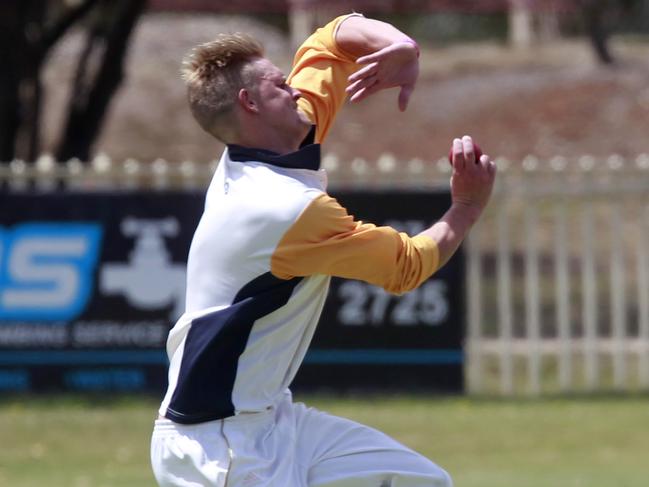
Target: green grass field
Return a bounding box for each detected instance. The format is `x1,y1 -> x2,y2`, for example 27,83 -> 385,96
1,394 -> 648,487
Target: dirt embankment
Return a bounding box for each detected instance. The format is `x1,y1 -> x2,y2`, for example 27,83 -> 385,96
43,14 -> 649,165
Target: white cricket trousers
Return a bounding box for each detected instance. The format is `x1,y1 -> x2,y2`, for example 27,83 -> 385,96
151,394 -> 452,487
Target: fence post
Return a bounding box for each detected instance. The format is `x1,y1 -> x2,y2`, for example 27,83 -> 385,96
581,203 -> 599,390
467,223 -> 484,394
637,207 -> 649,388
554,201 -> 572,391
609,203 -> 627,389
524,201 -> 541,395
497,200 -> 514,394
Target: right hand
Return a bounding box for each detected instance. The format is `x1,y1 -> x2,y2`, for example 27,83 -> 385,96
449,135 -> 496,219
346,40 -> 419,112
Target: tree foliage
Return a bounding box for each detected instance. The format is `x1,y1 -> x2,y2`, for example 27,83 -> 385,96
0,0 -> 146,164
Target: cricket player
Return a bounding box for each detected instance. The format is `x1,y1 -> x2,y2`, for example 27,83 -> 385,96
151,13 -> 495,487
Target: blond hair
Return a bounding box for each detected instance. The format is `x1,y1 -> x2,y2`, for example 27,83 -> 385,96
182,33 -> 264,142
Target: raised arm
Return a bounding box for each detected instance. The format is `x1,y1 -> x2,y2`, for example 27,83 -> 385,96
287,14 -> 419,142
336,16 -> 419,111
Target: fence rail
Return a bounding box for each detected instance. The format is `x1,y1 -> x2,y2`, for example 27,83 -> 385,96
2,152 -> 649,396
3,152 -> 649,187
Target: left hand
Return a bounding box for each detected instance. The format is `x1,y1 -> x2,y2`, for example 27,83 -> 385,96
449,136 -> 496,217
346,41 -> 419,112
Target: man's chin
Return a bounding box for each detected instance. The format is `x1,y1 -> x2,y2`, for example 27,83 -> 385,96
297,116 -> 312,134
297,110 -> 313,127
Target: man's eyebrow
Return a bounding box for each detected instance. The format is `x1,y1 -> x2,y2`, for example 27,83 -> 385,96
261,73 -> 286,82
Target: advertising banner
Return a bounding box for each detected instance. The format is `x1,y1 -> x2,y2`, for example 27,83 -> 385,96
293,191 -> 465,392
0,189 -> 463,393
0,191 -> 199,392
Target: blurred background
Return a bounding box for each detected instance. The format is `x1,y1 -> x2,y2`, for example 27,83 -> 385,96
2,0 -> 649,164
1,1 -> 649,486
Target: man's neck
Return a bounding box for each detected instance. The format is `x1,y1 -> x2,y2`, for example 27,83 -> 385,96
230,133 -> 300,156
229,117 -> 314,155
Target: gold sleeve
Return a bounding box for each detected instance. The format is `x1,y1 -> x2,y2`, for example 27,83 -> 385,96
287,14 -> 362,143
270,194 -> 439,294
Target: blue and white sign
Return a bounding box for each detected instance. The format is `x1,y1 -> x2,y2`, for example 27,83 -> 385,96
0,223 -> 102,321
0,189 -> 464,393
0,191 -> 203,392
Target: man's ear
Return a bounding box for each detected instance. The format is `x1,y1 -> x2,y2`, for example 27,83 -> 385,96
238,88 -> 258,114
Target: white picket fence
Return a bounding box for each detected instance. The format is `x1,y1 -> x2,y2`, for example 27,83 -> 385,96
322,151 -> 649,395
3,152 -> 649,395
466,154 -> 649,395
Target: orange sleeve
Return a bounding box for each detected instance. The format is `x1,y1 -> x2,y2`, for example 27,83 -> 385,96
270,194 -> 439,295
287,14 -> 361,143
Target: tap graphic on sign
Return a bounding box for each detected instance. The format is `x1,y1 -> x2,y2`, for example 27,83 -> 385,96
100,217 -> 186,320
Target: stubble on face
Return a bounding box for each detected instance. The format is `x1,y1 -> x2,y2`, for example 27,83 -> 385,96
251,59 -> 312,150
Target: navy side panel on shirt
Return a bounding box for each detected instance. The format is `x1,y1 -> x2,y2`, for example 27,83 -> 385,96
165,273 -> 303,424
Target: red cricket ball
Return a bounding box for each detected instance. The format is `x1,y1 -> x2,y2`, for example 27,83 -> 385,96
448,143 -> 483,164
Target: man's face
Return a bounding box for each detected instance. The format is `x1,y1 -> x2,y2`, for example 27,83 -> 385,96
250,58 -> 312,149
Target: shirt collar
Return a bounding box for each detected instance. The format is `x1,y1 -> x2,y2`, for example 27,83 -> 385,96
227,126 -> 320,171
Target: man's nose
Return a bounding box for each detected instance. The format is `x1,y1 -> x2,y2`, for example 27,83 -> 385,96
291,87 -> 302,101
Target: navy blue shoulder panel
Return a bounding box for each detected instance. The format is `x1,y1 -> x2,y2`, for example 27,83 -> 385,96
165,273 -> 302,424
